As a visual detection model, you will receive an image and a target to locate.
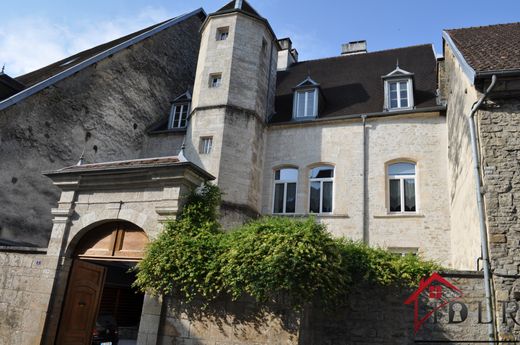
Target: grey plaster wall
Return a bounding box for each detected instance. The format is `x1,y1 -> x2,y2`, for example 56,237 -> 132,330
0,14 -> 203,246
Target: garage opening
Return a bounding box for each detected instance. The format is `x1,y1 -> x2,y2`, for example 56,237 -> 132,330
56,221 -> 148,345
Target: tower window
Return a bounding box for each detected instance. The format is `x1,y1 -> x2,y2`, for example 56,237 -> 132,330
209,73 -> 222,88
216,27 -> 229,41
199,137 -> 213,154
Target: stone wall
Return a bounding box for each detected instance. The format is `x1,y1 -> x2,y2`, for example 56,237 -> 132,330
0,250 -> 58,345
157,272 -> 489,344
477,99 -> 520,341
263,113 -> 451,266
0,14 -> 203,246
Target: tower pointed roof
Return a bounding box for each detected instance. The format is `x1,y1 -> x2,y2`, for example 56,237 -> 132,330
213,0 -> 261,18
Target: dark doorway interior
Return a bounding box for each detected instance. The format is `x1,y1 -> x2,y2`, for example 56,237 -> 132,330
91,261 -> 144,345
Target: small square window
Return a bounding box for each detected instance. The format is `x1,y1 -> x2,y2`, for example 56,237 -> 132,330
216,27 -> 229,41
200,137 -> 213,154
209,73 -> 222,88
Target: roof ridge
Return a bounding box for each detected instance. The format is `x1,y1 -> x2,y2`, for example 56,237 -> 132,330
445,21 -> 520,33
293,44 -> 433,65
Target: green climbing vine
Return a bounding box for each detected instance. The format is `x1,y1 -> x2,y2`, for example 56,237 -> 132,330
134,183 -> 440,309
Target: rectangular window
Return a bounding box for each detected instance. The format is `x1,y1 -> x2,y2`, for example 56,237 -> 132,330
388,162 -> 416,213
168,103 -> 189,129
387,80 -> 411,110
273,168 -> 298,214
199,137 -> 213,154
309,166 -> 334,213
216,27 -> 229,41
294,89 -> 317,118
209,73 -> 222,88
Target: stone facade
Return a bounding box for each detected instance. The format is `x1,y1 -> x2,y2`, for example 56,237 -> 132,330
263,113 -> 451,265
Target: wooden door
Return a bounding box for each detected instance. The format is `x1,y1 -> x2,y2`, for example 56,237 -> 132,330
56,260 -> 106,345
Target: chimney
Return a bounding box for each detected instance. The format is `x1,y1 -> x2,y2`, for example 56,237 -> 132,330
277,38 -> 298,71
341,40 -> 367,55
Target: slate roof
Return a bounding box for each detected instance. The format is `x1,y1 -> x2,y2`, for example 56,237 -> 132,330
445,22 -> 520,74
272,44 -> 439,123
212,0 -> 261,19
16,20 -> 171,87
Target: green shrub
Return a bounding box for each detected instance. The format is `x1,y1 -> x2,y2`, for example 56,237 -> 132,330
134,183 -> 440,309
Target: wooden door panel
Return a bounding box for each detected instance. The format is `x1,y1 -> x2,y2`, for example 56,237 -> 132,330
56,260 -> 106,345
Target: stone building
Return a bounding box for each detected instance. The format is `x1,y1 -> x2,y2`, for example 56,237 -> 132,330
0,0 -> 519,343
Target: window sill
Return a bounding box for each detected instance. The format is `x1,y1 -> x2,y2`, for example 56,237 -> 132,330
373,213 -> 424,219
270,213 -> 349,219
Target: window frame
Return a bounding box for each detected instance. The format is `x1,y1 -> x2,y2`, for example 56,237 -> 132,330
384,78 -> 414,111
216,27 -> 229,41
209,73 -> 222,88
293,88 -> 318,119
168,102 -> 190,129
199,136 -> 213,154
387,162 -> 417,213
272,167 -> 298,214
308,165 -> 334,214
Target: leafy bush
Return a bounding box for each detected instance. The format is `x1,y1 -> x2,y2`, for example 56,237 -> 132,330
134,183 -> 440,309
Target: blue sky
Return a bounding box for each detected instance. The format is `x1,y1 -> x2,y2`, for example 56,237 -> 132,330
1,0 -> 519,77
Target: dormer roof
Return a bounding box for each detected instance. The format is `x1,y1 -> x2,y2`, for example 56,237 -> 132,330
382,65 -> 414,79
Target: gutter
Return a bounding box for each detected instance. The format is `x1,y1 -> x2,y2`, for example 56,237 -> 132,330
0,8 -> 206,112
362,115 -> 369,244
468,74 -> 497,344
268,105 -> 446,127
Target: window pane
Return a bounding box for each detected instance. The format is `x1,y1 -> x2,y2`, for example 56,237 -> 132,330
306,90 -> 315,117
296,92 -> 306,117
390,99 -> 398,108
309,181 -> 321,213
388,163 -> 415,175
310,166 -> 334,179
404,179 -> 416,212
399,82 -> 407,91
389,179 -> 401,212
277,168 -> 298,181
274,184 -> 284,213
286,183 -> 296,213
389,82 -> 397,91
322,181 -> 333,213
401,98 -> 408,108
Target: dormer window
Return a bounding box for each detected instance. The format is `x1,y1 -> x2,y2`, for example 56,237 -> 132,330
293,77 -> 320,119
168,91 -> 191,129
382,65 -> 414,111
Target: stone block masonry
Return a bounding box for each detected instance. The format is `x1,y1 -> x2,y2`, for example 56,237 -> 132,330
477,100 -> 520,340
157,272 -> 488,344
0,249 -> 57,345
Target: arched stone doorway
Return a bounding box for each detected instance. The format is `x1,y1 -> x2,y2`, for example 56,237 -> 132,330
56,221 -> 148,345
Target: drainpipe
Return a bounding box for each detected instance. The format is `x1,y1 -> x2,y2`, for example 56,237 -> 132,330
468,74 -> 497,343
361,115 -> 369,244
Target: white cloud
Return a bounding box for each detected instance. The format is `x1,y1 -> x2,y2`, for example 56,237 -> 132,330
0,6 -> 172,77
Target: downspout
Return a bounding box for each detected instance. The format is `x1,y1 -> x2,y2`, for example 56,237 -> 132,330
361,115 -> 369,244
468,74 -> 497,343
